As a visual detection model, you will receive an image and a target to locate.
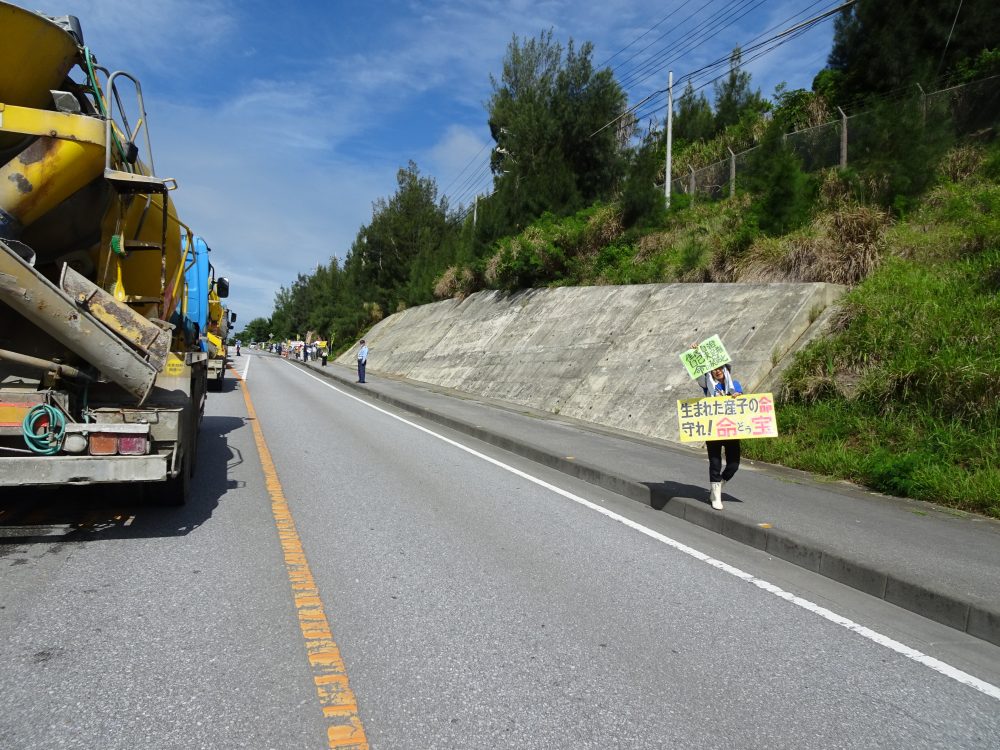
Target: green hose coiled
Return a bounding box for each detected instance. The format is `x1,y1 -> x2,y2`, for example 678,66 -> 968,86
22,404 -> 66,455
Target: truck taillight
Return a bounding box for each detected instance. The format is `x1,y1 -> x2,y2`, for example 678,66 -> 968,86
118,435 -> 149,455
89,433 -> 118,455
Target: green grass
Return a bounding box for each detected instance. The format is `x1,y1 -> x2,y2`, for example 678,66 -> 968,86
744,176 -> 1000,517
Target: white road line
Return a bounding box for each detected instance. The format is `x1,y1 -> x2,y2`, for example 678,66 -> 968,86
286,363 -> 1000,703
242,355 -> 251,381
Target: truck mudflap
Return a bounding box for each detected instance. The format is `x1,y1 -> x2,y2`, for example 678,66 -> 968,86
0,454 -> 168,485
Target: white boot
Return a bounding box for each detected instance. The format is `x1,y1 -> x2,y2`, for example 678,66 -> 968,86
710,482 -> 724,510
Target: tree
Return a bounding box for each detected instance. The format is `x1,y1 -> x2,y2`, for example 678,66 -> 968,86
239,316 -> 272,343
827,0 -> 1000,102
674,82 -> 715,143
340,161 -> 452,322
487,30 -> 627,237
713,48 -> 768,133
621,134 -> 666,228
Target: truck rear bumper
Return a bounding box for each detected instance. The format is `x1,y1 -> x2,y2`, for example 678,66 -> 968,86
0,454 -> 168,485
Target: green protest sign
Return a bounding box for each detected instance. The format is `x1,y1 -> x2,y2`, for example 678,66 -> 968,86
679,335 -> 732,379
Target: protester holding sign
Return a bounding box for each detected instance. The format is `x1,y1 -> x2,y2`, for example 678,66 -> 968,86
690,343 -> 743,511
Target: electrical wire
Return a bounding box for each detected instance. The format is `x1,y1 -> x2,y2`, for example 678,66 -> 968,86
609,0 -> 729,78
617,0 -> 768,91
597,1 -> 691,69
591,1 -> 857,137
440,140 -> 490,196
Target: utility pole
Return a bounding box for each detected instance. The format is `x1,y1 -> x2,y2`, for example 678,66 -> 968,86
473,194 -> 478,227
664,70 -> 673,208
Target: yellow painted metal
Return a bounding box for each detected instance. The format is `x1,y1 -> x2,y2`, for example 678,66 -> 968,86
0,2 -> 79,150
0,135 -> 104,228
162,353 -> 188,378
81,191 -> 186,324
0,402 -> 35,427
0,239 -> 158,402
0,104 -> 106,146
205,331 -> 223,358
0,1 -> 198,378
60,265 -> 171,370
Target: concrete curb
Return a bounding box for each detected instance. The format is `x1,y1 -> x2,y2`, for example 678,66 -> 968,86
292,358 -> 1000,647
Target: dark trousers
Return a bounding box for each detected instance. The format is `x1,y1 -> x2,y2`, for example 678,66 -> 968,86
357,360 -> 366,383
707,439 -> 741,483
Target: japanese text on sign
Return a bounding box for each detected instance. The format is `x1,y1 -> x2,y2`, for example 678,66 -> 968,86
679,335 -> 731,379
676,392 -> 779,442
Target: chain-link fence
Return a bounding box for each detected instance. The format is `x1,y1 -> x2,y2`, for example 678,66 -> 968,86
666,75 -> 1000,202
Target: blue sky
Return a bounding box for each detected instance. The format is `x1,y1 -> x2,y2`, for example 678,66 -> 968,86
15,0 -> 841,327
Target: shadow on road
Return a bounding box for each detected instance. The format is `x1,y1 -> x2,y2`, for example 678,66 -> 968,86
0,415 -> 246,547
642,479 -> 744,510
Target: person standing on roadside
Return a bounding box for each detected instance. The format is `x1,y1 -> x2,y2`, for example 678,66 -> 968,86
693,345 -> 743,511
357,339 -> 369,383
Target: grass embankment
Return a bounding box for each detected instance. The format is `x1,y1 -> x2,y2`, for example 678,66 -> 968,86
744,176 -> 1000,518
435,146 -> 1000,517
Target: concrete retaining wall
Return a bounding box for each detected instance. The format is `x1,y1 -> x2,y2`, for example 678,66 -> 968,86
338,282 -> 846,442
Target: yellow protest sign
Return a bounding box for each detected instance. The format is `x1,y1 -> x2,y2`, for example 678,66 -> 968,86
676,392 -> 779,442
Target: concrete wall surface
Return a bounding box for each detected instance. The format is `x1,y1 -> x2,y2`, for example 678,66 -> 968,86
337,282 -> 846,442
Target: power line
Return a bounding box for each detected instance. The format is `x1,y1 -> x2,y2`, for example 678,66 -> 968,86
591,0 -> 857,137
680,0 -> 845,90
596,1 -> 691,69
618,0 -> 768,91
440,140 -> 490,196
618,0 -> 834,92
450,159 -> 494,210
632,20 -> 827,122
610,0 -> 729,78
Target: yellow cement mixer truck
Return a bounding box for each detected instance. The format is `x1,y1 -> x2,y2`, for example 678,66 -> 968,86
0,3 -> 208,504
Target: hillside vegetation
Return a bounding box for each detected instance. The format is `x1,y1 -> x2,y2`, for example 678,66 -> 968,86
242,1 -> 1000,516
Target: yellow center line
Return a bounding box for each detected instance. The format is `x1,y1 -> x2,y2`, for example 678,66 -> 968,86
232,368 -> 370,749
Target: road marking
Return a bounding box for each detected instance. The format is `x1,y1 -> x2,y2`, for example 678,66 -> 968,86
289,363 -> 1000,703
242,355 -> 251,381
233,369 -> 369,749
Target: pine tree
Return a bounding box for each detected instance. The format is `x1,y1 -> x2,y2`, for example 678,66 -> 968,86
827,0 -> 1000,102
713,48 -> 768,133
487,30 -> 627,237
674,82 -> 715,144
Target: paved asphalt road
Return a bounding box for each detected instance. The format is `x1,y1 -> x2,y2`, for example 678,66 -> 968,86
1,350 -> 998,749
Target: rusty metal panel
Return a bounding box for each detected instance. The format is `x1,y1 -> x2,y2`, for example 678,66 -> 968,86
60,265 -> 171,369
0,239 -> 157,402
